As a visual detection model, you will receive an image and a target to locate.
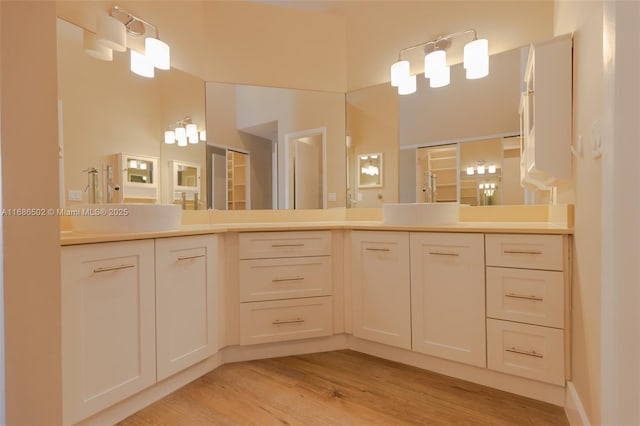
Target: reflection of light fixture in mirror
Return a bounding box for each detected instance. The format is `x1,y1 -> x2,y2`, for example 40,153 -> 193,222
488,164 -> 497,174
139,162 -> 147,170
466,166 -> 474,175
96,14 -> 127,52
186,124 -> 198,144
391,29 -> 488,95
175,127 -> 187,146
83,30 -> 113,61
199,130 -> 207,142
464,38 -> 489,79
130,50 -> 154,78
128,159 -> 138,169
164,130 -> 176,144
477,164 -> 486,174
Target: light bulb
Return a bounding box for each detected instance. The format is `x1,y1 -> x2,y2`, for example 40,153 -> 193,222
424,50 -> 446,79
130,50 -> 154,78
164,130 -> 175,144
145,37 -> 170,70
477,165 -> 485,174
466,166 -> 475,175
390,60 -> 410,87
464,39 -> 489,79
398,74 -> 417,95
488,164 -> 496,173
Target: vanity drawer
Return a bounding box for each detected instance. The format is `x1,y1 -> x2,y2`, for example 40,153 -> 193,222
485,234 -> 563,271
487,319 -> 564,386
239,231 -> 332,259
239,256 -> 332,302
486,267 -> 564,328
239,297 -> 332,345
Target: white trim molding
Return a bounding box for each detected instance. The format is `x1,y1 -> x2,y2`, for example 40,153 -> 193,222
565,381 -> 591,426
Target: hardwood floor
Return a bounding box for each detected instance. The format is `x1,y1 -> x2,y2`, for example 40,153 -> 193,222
119,350 -> 569,425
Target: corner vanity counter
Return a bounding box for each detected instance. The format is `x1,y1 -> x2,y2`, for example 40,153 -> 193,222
59,204 -> 573,426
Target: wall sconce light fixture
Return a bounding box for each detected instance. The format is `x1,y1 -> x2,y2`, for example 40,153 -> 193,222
390,29 -> 489,95
85,5 -> 170,79
164,116 -> 206,147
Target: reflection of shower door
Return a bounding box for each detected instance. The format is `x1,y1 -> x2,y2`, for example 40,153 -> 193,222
294,136 -> 322,209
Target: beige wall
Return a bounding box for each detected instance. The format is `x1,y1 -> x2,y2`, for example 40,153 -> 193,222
554,1 -> 603,424
1,2 -> 62,425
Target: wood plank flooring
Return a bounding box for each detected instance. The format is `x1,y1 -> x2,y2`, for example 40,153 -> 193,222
119,350 -> 569,425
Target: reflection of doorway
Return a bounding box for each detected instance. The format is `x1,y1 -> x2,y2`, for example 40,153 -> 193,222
208,145 -> 250,210
284,128 -> 326,209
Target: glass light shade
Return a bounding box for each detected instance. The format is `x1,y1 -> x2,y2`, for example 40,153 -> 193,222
139,163 -> 147,170
199,130 -> 207,141
177,135 -> 188,147
186,123 -> 198,139
424,50 -> 447,79
128,160 -> 138,169
488,164 -> 497,173
130,50 -> 154,78
175,126 -> 186,140
83,31 -> 113,61
479,183 -> 484,189
477,165 -> 486,174
398,74 -> 417,95
164,130 -> 175,144
390,60 -> 410,87
429,65 -> 450,88
466,166 -> 474,175
464,38 -> 489,79
188,134 -> 198,144
145,37 -> 170,70
96,15 -> 127,52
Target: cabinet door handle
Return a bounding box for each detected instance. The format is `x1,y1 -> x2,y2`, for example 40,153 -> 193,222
365,247 -> 390,252
505,293 -> 543,301
505,347 -> 543,358
177,254 -> 205,261
272,318 -> 305,325
272,277 -> 304,283
93,264 -> 135,273
271,243 -> 304,248
503,250 -> 543,255
428,251 -> 459,256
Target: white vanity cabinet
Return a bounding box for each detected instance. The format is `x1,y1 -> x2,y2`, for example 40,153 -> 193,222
238,231 -> 333,345
410,233 -> 486,367
155,235 -> 218,381
61,240 -> 156,425
351,231 -> 411,350
485,234 -> 568,386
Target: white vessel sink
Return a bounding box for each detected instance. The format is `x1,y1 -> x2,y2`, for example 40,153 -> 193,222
71,203 -> 182,233
382,202 -> 459,226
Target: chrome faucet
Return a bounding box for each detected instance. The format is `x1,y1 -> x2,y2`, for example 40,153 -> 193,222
83,167 -> 99,204
103,164 -> 120,203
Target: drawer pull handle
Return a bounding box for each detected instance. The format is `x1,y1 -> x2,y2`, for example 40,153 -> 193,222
272,318 -> 305,325
365,248 -> 390,252
272,277 -> 304,283
505,293 -> 543,302
503,250 -> 543,255
177,254 -> 206,261
505,347 -> 543,358
429,251 -> 460,257
93,264 -> 135,273
272,243 -> 304,248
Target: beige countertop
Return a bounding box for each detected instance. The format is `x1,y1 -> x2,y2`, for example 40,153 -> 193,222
60,220 -> 572,246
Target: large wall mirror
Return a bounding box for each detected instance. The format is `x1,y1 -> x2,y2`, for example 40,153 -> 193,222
346,46 -> 542,207
57,17 -> 346,210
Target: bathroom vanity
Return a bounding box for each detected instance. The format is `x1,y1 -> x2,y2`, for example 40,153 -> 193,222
60,207 -> 572,426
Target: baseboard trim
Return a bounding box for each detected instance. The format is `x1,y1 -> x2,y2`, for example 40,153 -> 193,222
565,381 -> 591,426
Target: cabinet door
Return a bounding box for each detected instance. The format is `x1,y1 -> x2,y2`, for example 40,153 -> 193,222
410,233 -> 486,367
351,231 -> 411,350
155,235 -> 218,381
62,240 -> 156,425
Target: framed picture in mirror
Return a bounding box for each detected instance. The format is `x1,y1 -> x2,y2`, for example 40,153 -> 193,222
358,153 -> 383,188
